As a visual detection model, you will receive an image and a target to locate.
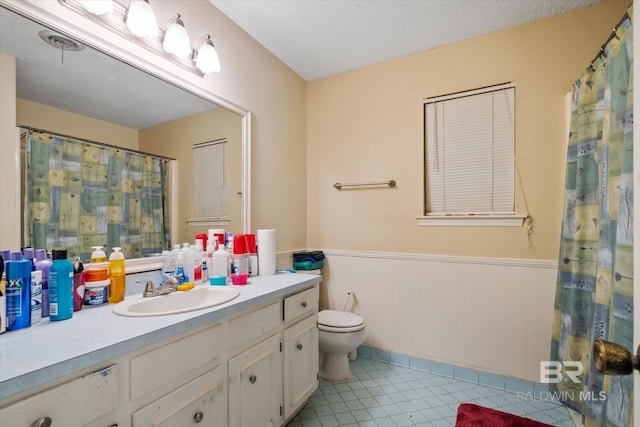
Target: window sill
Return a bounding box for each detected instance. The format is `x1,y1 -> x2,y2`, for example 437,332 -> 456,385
417,215 -> 527,227
186,217 -> 231,227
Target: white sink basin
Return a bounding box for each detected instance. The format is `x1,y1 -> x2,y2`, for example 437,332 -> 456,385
112,285 -> 240,317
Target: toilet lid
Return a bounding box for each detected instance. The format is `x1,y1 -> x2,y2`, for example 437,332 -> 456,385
318,310 -> 364,329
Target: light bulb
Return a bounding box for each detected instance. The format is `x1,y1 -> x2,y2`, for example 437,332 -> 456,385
194,35 -> 221,74
163,14 -> 192,58
126,0 -> 159,38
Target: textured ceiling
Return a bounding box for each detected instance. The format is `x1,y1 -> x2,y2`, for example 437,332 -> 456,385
210,0 -> 605,81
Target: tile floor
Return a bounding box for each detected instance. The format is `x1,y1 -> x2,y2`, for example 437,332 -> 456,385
286,357 -> 576,427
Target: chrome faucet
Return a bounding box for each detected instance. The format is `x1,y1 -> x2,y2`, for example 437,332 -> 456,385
140,277 -> 180,297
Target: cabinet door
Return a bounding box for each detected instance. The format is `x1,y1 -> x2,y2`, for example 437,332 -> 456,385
228,334 -> 282,427
283,314 -> 319,419
132,366 -> 225,427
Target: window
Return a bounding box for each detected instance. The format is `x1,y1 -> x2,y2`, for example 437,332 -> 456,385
193,139 -> 227,219
422,83 -> 522,226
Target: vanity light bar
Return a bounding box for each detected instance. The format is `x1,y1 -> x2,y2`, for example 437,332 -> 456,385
60,0 -> 220,76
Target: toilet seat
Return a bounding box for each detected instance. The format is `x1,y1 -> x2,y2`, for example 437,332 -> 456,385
318,310 -> 365,333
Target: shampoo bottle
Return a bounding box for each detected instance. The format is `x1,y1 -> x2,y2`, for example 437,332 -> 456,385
49,249 -> 73,321
108,247 -> 126,303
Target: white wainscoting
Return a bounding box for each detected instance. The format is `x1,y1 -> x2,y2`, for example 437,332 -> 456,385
319,250 -> 558,383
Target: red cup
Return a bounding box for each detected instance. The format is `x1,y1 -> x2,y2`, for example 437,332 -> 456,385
233,234 -> 248,255
245,234 -> 257,254
196,233 -> 208,250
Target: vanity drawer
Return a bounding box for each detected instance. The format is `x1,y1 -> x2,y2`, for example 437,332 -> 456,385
284,285 -> 319,323
228,301 -> 280,352
0,365 -> 118,426
130,324 -> 223,400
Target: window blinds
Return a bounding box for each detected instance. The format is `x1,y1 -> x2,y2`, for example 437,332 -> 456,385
424,85 -> 515,215
193,140 -> 227,218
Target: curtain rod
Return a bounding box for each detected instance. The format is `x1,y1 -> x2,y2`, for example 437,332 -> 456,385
589,9 -> 630,68
17,124 -> 176,161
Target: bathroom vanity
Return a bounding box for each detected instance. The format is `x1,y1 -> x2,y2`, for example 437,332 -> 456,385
0,273 -> 320,426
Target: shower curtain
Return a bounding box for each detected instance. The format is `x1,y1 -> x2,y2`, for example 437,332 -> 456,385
26,131 -> 170,261
550,6 -> 633,427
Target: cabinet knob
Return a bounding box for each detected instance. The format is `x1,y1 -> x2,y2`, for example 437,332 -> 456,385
296,343 -> 304,351
31,418 -> 52,427
194,411 -> 204,423
249,374 -> 257,384
301,301 -> 307,308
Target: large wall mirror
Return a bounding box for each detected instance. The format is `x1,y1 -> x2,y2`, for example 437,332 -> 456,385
0,4 -> 250,266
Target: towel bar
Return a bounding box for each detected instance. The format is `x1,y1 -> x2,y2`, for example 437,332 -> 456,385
333,180 -> 396,190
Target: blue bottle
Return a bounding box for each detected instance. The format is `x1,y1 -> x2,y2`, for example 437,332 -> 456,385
49,249 -> 74,321
5,258 -> 31,330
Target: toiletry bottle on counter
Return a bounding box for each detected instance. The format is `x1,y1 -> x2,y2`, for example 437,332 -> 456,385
108,247 -> 126,303
0,254 -> 6,333
5,258 -> 31,330
210,244 -> 229,285
35,249 -> 52,317
232,234 -> 249,276
49,249 -> 73,321
246,234 -> 258,276
90,245 -> 107,263
6,253 -> 31,330
30,270 -> 42,324
193,240 -> 203,285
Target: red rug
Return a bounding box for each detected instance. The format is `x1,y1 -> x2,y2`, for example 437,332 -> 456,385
455,403 -> 553,427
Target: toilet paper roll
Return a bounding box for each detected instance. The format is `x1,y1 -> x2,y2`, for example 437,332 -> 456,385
257,229 -> 276,276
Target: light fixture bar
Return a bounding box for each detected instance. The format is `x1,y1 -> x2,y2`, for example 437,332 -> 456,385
60,0 -> 206,76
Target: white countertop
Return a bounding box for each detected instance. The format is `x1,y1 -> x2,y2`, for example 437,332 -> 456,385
0,272 -> 321,400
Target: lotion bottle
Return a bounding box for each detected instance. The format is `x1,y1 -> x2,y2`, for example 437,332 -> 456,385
108,247 -> 126,303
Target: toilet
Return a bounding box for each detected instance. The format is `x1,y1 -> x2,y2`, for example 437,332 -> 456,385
318,309 -> 366,382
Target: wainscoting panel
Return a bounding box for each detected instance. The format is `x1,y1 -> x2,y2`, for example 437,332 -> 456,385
319,250 -> 558,383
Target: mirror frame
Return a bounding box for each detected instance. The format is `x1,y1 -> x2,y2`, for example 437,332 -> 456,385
0,0 -> 251,272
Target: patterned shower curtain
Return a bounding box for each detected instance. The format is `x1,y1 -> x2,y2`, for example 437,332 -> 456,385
26,131 -> 170,262
550,6 -> 633,427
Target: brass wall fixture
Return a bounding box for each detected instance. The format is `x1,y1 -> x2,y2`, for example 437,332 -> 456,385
592,339 -> 640,376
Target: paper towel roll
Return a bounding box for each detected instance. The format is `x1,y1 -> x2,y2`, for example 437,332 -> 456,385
257,229 -> 276,275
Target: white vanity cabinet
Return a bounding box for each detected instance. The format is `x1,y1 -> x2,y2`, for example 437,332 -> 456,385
0,277 -> 321,427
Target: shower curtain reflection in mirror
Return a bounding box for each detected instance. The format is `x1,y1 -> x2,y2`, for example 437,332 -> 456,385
25,130 -> 170,261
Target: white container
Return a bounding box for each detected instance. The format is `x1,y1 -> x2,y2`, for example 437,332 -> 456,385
211,244 -> 229,284
83,279 -> 110,306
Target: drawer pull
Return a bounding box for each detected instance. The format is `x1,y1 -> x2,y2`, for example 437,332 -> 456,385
249,374 -> 257,384
301,301 -> 307,308
194,411 -> 204,423
297,343 -> 304,351
31,417 -> 52,427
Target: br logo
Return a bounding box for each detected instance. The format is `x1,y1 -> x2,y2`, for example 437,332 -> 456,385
540,361 -> 583,384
